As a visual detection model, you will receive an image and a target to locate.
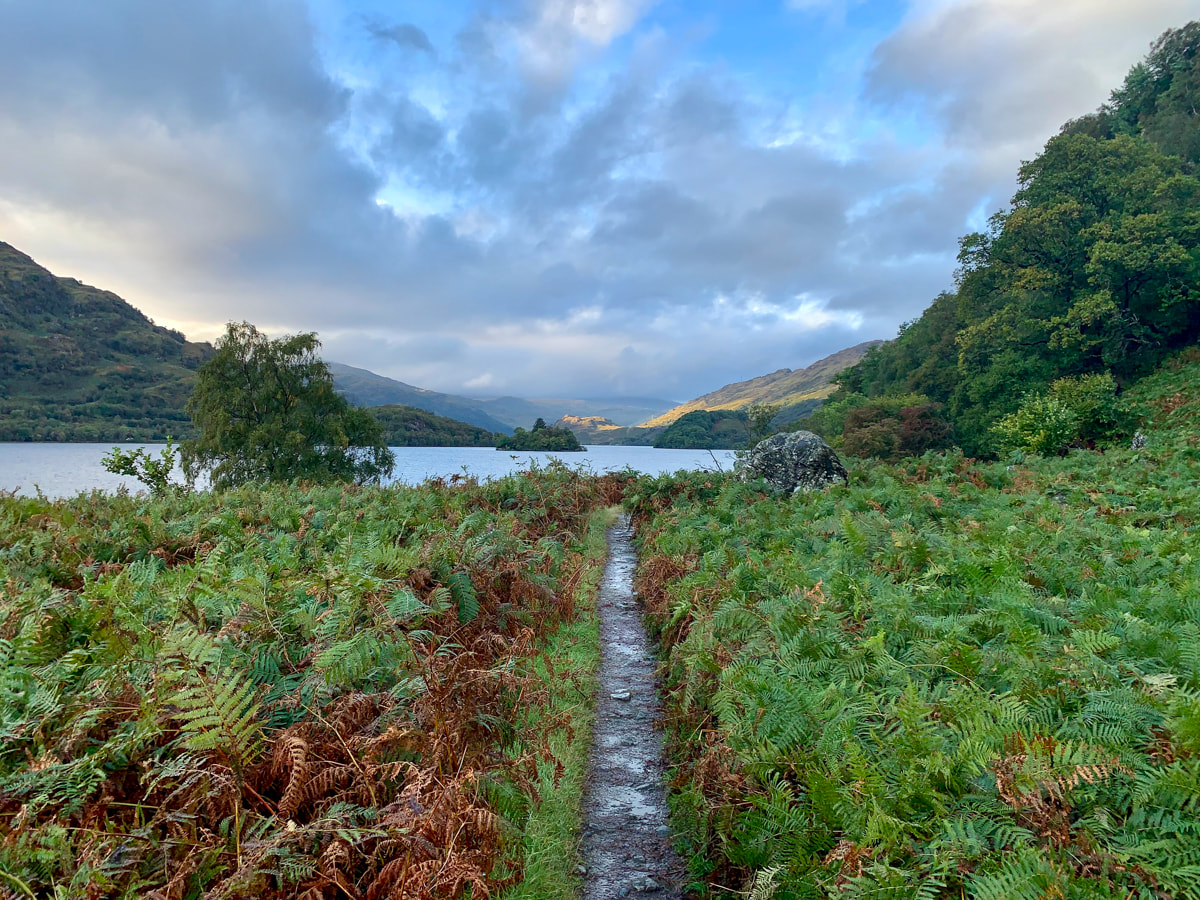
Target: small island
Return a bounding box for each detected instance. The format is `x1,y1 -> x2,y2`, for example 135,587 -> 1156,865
496,418 -> 586,452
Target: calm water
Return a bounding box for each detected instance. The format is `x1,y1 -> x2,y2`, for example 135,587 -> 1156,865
0,443 -> 736,498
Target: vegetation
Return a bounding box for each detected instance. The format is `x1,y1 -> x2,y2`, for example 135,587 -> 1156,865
101,439 -> 185,498
182,323 -> 394,490
627,352 -> 1200,898
820,24 -> 1200,457
653,410 -> 751,450
328,363 -> 514,435
991,373 -> 1134,457
653,402 -> 785,450
642,343 -> 879,430
0,465 -> 627,898
496,420 -> 585,453
0,242 -> 212,442
367,405 -> 497,447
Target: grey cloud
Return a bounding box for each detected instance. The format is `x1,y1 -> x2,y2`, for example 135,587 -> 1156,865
369,22 -> 436,55
5,0 -> 1193,400
865,0 -> 1200,153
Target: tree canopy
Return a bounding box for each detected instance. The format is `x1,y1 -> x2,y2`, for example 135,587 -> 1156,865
495,423 -> 585,452
823,22 -> 1200,457
182,323 -> 394,489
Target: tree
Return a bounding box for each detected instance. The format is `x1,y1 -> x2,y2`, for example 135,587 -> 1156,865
182,323 -> 394,489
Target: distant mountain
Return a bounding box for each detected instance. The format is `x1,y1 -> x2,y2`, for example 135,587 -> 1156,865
327,363 -> 515,434
0,241 -> 214,441
639,342 -> 883,428
329,362 -> 677,431
478,396 -> 677,428
552,415 -> 659,446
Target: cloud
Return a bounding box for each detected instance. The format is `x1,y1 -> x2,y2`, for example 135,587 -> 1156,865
867,0 -> 1200,155
1,0 -> 1197,401
369,22 -> 436,55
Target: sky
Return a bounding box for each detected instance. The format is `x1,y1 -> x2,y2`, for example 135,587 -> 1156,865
2,0 -> 1199,401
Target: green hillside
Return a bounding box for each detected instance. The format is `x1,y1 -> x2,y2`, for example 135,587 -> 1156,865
554,342 -> 876,446
0,242 -> 213,441
367,404 -> 497,447
327,362 -> 514,434
652,409 -> 752,449
640,341 -> 881,428
818,23 -> 1200,456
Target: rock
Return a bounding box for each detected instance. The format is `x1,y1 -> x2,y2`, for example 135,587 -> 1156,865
1131,431 -> 1148,450
656,824 -> 670,836
610,690 -> 632,702
736,431 -> 848,495
576,865 -> 587,876
633,876 -> 662,893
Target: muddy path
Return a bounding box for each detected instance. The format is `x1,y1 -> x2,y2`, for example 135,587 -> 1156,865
579,514 -> 685,899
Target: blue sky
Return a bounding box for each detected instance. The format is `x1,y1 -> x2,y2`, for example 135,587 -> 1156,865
2,0 -> 1198,400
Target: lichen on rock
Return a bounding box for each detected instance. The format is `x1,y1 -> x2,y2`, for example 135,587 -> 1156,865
736,430 -> 848,494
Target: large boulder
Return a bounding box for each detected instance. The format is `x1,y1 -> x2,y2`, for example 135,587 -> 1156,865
736,430 -> 848,494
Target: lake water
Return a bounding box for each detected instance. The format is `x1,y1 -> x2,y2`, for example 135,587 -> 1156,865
0,443 -> 737,499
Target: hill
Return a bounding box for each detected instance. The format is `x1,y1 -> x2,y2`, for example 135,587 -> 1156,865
0,241 -> 213,441
327,362 -> 514,434
366,405 -> 497,447
329,363 -> 675,431
639,341 -> 882,428
553,341 -> 880,446
822,22 -> 1200,456
477,395 -> 677,428
551,415 -> 660,446
0,241 -> 669,443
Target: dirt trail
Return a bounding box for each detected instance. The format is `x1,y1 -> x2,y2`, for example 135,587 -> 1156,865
580,515 -> 685,899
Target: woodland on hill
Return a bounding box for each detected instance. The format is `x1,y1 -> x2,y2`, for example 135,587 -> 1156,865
0,242 -> 213,442
367,404 -> 498,447
811,23 -> 1200,459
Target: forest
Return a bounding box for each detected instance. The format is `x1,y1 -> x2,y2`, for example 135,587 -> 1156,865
807,23 -> 1200,459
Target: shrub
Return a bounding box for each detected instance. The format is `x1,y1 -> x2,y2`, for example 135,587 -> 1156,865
992,393 -> 1080,455
841,397 -> 954,461
1049,372 -> 1132,445
993,372 -> 1131,455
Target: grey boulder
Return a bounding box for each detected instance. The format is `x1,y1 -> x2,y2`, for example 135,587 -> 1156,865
737,430 -> 848,494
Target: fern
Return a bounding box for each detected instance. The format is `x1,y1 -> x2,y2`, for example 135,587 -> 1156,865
162,629 -> 263,775
447,571 -> 479,624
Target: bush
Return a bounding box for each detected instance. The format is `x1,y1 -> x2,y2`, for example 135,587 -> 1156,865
1049,372 -> 1132,445
992,394 -> 1080,455
840,397 -> 954,461
101,439 -> 184,497
992,372 -> 1131,456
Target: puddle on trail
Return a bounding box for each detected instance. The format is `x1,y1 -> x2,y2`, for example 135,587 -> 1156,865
580,515 -> 684,900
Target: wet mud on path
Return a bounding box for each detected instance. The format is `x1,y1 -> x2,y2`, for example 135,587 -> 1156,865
580,515 -> 685,900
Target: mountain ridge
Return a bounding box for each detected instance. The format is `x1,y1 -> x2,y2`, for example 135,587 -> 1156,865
639,341 -> 883,428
